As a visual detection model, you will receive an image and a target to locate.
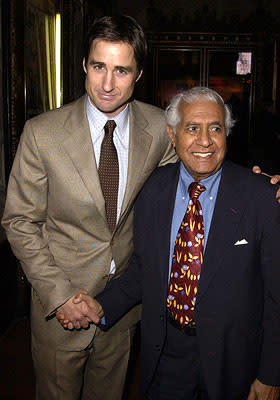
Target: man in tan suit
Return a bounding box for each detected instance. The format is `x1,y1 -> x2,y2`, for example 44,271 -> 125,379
2,15 -> 176,400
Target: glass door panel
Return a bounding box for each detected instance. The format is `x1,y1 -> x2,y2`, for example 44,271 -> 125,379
25,0 -> 63,119
207,50 -> 253,165
156,49 -> 202,108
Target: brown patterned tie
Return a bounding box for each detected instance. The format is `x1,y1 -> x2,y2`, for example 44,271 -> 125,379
98,120 -> 118,232
167,182 -> 206,326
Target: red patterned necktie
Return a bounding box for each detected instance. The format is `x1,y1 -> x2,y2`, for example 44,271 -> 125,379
167,182 -> 206,326
98,120 -> 118,232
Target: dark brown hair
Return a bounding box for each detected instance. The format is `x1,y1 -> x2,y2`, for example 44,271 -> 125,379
84,15 -> 147,73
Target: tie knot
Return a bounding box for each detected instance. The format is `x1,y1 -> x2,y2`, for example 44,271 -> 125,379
188,182 -> 206,199
104,120 -> 116,136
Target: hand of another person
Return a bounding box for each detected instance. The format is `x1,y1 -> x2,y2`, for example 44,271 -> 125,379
56,289 -> 92,330
252,165 -> 280,202
73,292 -> 104,324
247,379 -> 280,400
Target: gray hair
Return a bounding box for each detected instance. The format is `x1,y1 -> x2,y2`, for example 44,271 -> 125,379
165,86 -> 235,136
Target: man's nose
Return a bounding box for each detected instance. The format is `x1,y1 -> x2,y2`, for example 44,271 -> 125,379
102,72 -> 114,92
197,129 -> 213,147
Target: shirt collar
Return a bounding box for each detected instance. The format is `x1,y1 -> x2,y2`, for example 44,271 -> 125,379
179,161 -> 222,199
86,96 -> 129,142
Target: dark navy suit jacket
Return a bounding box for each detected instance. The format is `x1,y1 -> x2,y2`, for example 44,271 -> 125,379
96,161 -> 280,400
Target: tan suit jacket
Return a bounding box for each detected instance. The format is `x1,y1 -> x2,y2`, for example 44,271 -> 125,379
2,95 -> 176,350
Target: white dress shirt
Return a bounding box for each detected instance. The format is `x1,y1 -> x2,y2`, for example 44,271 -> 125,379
86,96 -> 130,274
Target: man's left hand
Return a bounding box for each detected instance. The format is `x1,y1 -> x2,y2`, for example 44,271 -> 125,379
253,166 -> 280,202
247,379 -> 280,400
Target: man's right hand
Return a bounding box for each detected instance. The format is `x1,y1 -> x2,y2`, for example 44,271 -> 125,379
56,291 -> 104,330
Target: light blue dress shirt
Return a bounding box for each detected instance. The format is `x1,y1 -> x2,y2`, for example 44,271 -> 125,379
86,97 -> 130,274
169,162 -> 222,278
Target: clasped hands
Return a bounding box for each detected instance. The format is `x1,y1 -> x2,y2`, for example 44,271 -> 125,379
56,290 -> 103,330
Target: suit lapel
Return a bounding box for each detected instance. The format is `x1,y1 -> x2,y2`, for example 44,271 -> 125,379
196,161 -> 247,304
61,96 -> 106,221
156,164 -> 180,297
118,101 -> 153,222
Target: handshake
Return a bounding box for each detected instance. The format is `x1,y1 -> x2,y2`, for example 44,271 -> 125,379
56,290 -> 104,330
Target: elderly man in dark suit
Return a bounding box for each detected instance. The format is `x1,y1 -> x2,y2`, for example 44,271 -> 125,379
73,87 -> 280,400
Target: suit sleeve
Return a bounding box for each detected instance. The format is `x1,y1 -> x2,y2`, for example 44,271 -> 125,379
2,120 -> 77,317
257,186 -> 280,385
95,180 -> 148,328
96,252 -> 143,329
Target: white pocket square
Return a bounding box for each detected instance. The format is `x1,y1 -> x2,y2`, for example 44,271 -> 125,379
234,239 -> 248,246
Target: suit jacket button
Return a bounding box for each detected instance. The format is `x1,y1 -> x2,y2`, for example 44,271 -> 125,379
160,315 -> 164,321
155,344 -> 160,351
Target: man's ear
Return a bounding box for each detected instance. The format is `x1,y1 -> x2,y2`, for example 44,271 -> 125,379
82,58 -> 87,74
166,125 -> 176,148
135,69 -> 143,82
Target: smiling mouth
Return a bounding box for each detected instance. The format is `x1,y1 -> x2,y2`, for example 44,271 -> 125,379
97,92 -> 117,99
192,152 -> 213,158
